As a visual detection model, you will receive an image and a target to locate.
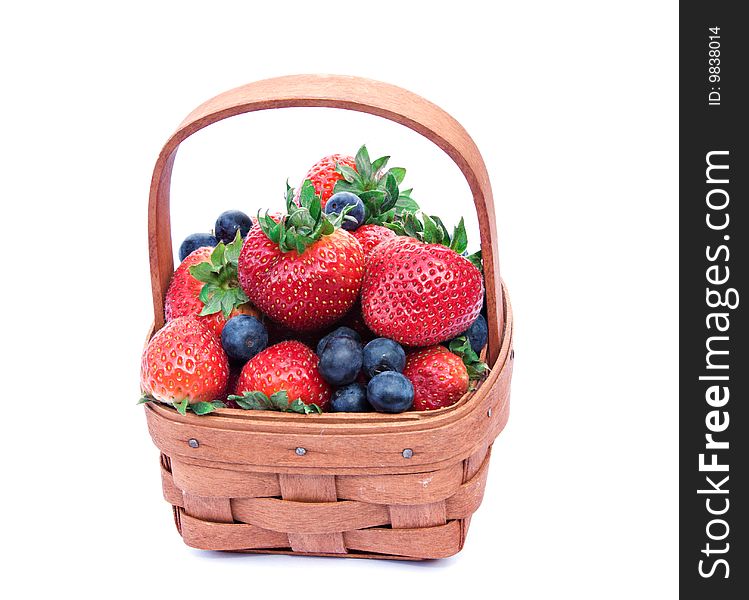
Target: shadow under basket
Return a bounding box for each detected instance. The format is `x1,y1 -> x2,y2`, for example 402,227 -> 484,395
144,75 -> 514,560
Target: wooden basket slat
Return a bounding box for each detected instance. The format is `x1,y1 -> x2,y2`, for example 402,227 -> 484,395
180,512 -> 289,551
389,501 -> 447,529
171,458 -> 281,498
183,493 -> 233,523
342,522 -> 462,560
231,498 -> 390,534
335,463 -> 464,505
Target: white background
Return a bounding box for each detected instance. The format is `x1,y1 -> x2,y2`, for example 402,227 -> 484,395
1,1 -> 677,599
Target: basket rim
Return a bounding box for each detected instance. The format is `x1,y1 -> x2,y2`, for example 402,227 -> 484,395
144,280 -> 512,437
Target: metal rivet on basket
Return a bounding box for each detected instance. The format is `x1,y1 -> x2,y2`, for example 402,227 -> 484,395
187,438 -> 199,448
510,349 -> 515,360
402,448 -> 414,459
488,408 -> 493,417
295,447 -> 307,456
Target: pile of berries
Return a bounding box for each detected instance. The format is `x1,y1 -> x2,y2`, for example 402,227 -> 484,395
140,146 -> 488,416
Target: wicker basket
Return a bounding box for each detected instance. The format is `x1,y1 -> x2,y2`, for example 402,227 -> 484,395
144,75 -> 514,560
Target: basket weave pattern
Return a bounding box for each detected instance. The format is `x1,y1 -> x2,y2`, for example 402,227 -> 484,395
159,447 -> 492,559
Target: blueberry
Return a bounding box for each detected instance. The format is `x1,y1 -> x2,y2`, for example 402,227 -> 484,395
367,372 -> 414,413
461,314 -> 488,353
324,192 -> 365,231
316,326 -> 361,356
179,233 -> 218,261
214,210 -> 253,244
220,315 -> 268,363
330,383 -> 371,412
362,338 -> 406,378
318,337 -> 363,386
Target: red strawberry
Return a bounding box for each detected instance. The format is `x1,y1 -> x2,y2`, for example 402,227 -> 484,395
297,154 -> 356,207
361,234 -> 484,346
235,341 -> 332,410
238,182 -> 364,332
165,236 -> 259,336
404,346 -> 469,411
140,316 -> 230,405
353,224 -> 397,261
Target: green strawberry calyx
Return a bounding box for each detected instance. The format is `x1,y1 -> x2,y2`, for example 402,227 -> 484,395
137,395 -> 226,416
188,230 -> 249,318
334,145 -> 419,225
227,390 -> 322,414
448,335 -> 490,381
386,213 -> 483,271
257,180 -> 345,254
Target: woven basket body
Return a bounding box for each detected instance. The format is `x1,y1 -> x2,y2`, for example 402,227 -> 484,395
144,75 -> 514,560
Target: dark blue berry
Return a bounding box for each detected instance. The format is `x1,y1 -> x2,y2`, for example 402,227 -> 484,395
316,326 -> 361,356
367,372 -> 414,413
362,338 -> 406,378
214,210 -> 252,244
461,314 -> 488,353
179,233 -> 218,261
330,383 -> 371,412
220,315 -> 268,364
324,192 -> 365,231
318,337 -> 363,386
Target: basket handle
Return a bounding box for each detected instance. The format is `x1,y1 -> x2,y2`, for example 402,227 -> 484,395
149,74 -> 503,365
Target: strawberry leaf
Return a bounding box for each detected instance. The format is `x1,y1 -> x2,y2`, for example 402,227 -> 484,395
137,395 -> 153,405
388,167 -> 406,185
449,217 -> 468,254
199,295 -> 223,316
395,191 -> 419,216
384,221 -> 406,236
358,189 -> 386,204
381,172 -> 400,212
336,164 -> 360,184
173,398 -> 189,415
220,293 -> 235,318
228,390 -> 322,414
449,335 -> 489,381
224,230 -> 244,263
422,214 -> 443,244
371,155 -> 390,173
320,219 -> 335,235
390,212 -> 475,257
466,250 -> 483,272
401,212 -> 423,238
432,215 -> 451,243
191,401 -> 219,415
308,194 -> 321,222
259,181 -> 340,254
269,390 -> 291,410
354,145 -> 373,179
189,262 -> 215,283
210,243 -> 226,269
188,229 -> 248,318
